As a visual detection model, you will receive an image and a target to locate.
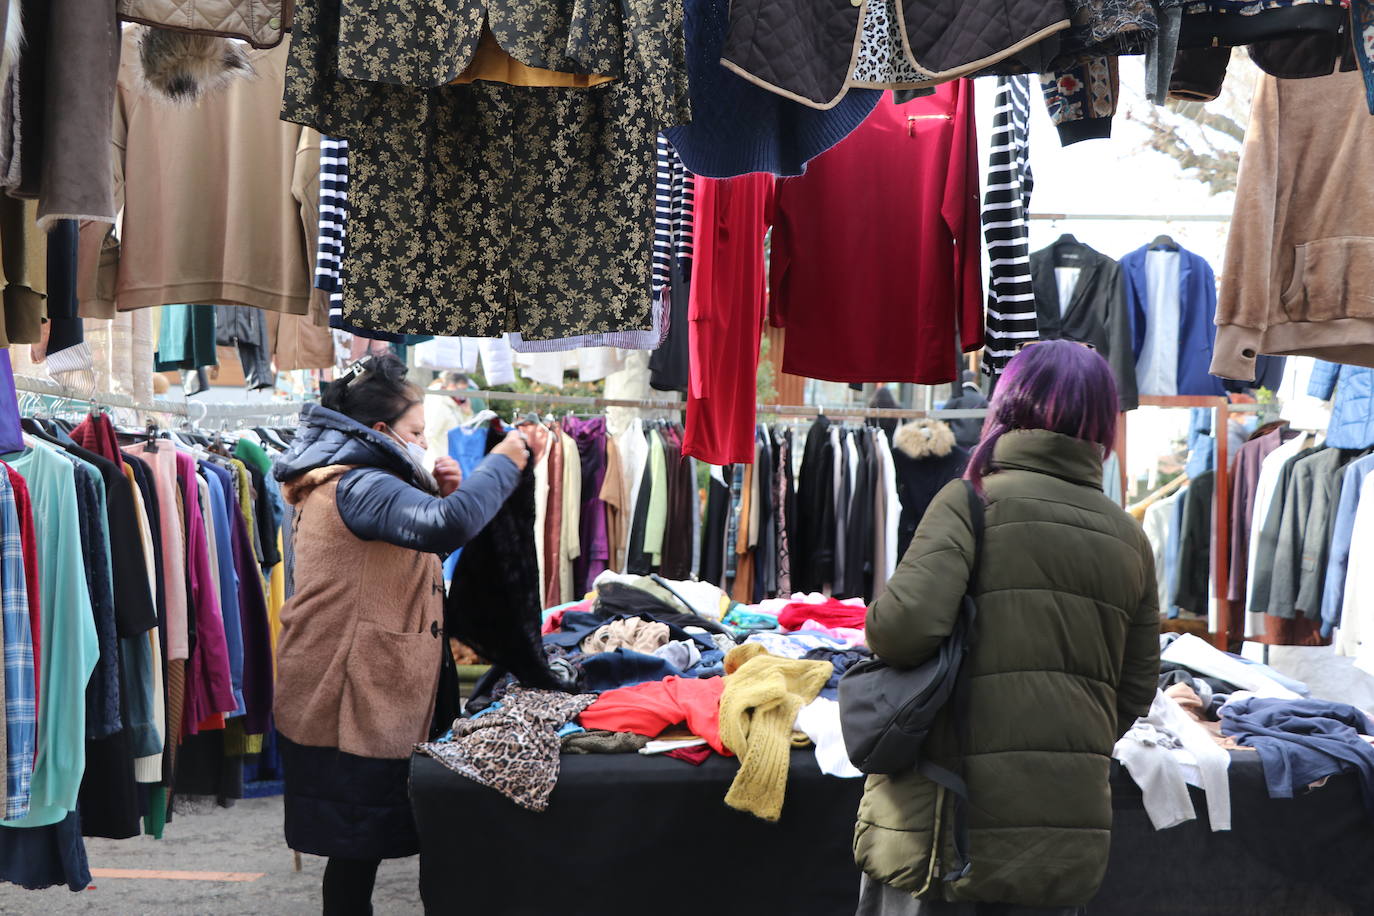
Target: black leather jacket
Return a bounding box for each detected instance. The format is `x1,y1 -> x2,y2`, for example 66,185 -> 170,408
274,404 -> 519,554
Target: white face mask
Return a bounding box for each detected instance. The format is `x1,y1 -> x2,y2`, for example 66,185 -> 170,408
383,427 -> 440,494
402,439 -> 428,467
383,426 -> 428,467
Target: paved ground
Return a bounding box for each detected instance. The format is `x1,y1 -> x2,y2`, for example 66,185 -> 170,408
0,795 -> 422,914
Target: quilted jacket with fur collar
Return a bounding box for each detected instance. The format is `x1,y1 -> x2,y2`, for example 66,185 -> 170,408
120,0 -> 290,48
720,0 -> 1071,109
891,421 -> 968,558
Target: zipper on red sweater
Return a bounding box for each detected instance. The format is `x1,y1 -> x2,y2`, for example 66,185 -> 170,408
907,114 -> 953,136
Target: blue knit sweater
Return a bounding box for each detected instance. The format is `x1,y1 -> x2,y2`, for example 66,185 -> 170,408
664,0 -> 880,178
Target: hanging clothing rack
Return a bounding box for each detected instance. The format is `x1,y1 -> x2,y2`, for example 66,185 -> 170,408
1121,395 -> 1266,651
439,387 -> 989,421
191,399 -> 311,423
12,374 -> 309,423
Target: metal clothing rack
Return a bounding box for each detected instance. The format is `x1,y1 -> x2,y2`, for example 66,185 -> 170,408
441,388 -> 990,421
12,374 -> 309,424
1121,395 -> 1264,651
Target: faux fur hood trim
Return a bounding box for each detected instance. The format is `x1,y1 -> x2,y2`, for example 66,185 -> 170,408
893,420 -> 957,459
136,26 -> 254,105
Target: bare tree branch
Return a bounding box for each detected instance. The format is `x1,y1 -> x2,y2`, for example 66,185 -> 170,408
1128,105 -> 1239,195
1123,49 -> 1256,196
1166,100 -> 1246,144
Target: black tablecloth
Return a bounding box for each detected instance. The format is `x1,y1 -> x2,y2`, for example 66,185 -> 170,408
410,749 -> 1374,915
1098,750 -> 1374,915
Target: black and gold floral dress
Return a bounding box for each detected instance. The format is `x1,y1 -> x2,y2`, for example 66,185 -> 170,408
282,0 -> 690,340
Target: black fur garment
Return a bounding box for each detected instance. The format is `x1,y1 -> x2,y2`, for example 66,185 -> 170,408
446,425 -> 561,693
136,26 -> 253,104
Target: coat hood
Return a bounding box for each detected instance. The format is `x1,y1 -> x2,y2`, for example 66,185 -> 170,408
274,403 -> 422,490
893,420 -> 956,459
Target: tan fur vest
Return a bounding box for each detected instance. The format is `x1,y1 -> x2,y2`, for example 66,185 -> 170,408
274,465 -> 445,760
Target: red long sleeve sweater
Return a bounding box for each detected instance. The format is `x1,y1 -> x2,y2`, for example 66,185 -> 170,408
770,81 -> 983,385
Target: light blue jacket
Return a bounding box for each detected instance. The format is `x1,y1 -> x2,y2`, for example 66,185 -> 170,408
1310,362 -> 1374,451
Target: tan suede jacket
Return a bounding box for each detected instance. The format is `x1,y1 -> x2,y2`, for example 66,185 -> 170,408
1213,68 -> 1374,381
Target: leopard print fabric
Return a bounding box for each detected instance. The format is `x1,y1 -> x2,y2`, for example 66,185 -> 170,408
849,0 -> 929,88
417,688 -> 596,812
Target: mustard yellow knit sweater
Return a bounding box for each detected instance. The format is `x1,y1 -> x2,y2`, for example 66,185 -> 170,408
719,644 -> 833,821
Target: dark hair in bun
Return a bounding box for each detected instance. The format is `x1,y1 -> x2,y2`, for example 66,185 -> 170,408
320,352 -> 422,429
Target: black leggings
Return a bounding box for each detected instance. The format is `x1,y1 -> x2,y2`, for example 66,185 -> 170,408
323,856 -> 381,916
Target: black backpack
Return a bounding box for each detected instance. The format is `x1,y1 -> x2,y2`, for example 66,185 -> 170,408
838,479 -> 984,881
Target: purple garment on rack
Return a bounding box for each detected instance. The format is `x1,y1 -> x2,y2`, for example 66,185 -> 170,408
0,353 -> 23,455
562,416 -> 609,594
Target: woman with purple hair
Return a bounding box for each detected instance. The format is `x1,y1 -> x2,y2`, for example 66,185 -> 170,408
854,340 -> 1161,915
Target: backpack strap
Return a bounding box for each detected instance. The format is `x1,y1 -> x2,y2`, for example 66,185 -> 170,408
963,479 -> 986,583
941,480 -> 986,884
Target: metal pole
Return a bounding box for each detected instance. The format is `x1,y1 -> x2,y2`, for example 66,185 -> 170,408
442,387 -> 989,421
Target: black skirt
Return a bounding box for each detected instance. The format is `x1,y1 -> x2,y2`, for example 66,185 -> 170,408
279,735 -> 418,860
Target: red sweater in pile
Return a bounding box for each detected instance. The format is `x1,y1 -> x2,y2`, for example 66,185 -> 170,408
579,676 -> 730,755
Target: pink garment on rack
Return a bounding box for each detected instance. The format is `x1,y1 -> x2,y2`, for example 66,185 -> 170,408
175,450 -> 235,734
130,443 -> 189,661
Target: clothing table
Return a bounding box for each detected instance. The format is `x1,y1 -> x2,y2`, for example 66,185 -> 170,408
410,750 -> 1374,915
1098,750 -> 1374,914
411,750 -> 863,914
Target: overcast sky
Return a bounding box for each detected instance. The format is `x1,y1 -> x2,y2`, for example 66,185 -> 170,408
975,57 -> 1238,267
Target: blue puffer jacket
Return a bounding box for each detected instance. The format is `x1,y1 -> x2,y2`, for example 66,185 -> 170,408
1309,362 -> 1374,451
273,404 -> 520,553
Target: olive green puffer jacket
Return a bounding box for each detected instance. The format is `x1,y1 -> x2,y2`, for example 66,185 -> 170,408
855,429 -> 1160,907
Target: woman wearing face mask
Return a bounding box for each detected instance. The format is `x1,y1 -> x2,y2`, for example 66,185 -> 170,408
271,353 -> 528,916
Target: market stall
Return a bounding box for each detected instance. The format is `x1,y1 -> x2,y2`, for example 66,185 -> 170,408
7,0 -> 1374,907
412,749 -> 1374,916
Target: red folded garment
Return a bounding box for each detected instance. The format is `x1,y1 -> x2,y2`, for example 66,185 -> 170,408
665,744 -> 713,766
541,600 -> 592,635
579,676 -> 729,755
777,599 -> 867,632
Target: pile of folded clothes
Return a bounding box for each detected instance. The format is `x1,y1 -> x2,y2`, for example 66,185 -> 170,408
1113,633 -> 1374,834
420,573 -> 873,818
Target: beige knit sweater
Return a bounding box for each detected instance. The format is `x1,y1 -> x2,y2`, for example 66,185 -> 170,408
78,33 -> 317,318
1214,68 -> 1374,380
